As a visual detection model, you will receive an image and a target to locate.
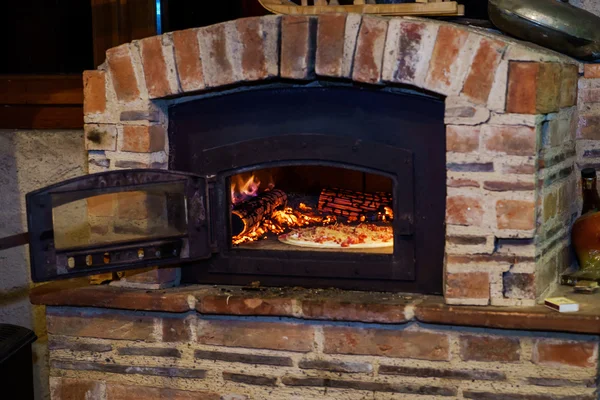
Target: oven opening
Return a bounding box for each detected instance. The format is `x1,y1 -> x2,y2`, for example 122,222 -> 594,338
228,165 -> 394,254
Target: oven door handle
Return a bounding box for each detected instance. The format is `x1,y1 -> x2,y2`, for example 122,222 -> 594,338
0,232 -> 30,251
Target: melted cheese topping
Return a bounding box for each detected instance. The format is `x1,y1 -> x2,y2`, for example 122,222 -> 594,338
281,223 -> 393,248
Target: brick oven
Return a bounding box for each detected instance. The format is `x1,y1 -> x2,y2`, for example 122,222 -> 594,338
29,13 -> 600,400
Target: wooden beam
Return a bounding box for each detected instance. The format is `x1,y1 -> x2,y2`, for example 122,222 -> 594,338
0,75 -> 83,105
0,105 -> 84,130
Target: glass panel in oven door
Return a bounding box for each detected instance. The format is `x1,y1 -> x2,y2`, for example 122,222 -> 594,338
51,182 -> 187,250
26,169 -> 211,282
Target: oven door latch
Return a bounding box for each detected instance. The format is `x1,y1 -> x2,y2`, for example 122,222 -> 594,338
395,213 -> 414,236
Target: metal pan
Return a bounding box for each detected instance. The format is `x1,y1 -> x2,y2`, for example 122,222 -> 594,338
489,0 -> 600,61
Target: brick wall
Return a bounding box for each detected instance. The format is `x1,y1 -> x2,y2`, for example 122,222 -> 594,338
83,14 -> 582,305
577,66 -> 600,213
47,306 -> 599,399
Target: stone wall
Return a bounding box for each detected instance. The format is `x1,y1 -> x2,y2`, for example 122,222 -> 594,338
83,13 -> 582,306
47,306 -> 599,399
0,129 -> 86,400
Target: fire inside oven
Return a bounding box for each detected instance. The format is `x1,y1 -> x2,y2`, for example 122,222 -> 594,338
228,165 -> 394,254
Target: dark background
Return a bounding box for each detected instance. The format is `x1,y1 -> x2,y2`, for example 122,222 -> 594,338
0,0 -> 489,74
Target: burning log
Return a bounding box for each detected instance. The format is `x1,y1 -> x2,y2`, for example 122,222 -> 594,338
318,188 -> 392,218
231,189 -> 288,237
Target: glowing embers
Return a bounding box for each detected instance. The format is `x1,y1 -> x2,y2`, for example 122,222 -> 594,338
232,202 -> 337,245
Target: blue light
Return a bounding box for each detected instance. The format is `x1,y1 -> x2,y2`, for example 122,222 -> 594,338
156,0 -> 162,34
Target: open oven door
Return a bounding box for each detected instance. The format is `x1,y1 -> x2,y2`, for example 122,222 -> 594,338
26,169 -> 212,282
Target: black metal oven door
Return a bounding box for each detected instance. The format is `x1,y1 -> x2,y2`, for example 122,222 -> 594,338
26,169 -> 211,282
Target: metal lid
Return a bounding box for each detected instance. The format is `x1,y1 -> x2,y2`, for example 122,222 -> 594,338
489,0 -> 600,60
582,168 -> 597,179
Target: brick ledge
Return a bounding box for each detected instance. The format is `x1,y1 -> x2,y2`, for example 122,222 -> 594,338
30,280 -> 600,335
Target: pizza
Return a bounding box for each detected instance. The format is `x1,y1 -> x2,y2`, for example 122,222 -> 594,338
278,223 -> 393,249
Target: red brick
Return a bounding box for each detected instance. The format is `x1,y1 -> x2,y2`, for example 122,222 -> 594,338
83,71 -> 106,115
502,163 -> 535,175
448,179 -> 480,188
580,88 -> 600,103
236,17 -> 269,81
196,319 -> 314,352
533,340 -> 598,368
507,62 -> 561,114
31,283 -> 194,312
426,25 -> 469,92
446,196 -> 483,226
106,44 -> 141,102
302,299 -> 408,324
47,308 -> 156,341
139,36 -> 173,99
50,377 -> 104,400
163,315 -> 192,342
560,64 -> 578,108
121,125 -> 166,153
322,326 -> 449,361
388,21 -> 429,83
496,199 -> 535,230
506,62 -> 539,114
446,272 -> 490,300
281,15 -> 316,80
352,16 -> 388,84
484,125 -> 536,156
87,193 -> 115,217
461,38 -> 506,104
584,64 -> 600,79
172,29 -> 205,92
446,125 -> 480,153
578,114 -> 600,140
198,23 -> 237,87
199,295 -> 295,316
483,181 -> 535,192
106,383 -> 220,400
447,235 -> 488,246
315,14 -> 346,77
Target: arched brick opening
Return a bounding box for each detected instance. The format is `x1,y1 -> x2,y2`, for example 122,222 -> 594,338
83,14 -> 580,306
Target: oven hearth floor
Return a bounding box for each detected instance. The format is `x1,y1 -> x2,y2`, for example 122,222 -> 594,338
31,279 -> 600,335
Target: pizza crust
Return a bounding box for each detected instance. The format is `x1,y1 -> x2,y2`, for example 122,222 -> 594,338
278,232 -> 393,249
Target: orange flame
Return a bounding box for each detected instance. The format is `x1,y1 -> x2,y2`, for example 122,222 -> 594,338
381,206 -> 394,222
231,174 -> 261,205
